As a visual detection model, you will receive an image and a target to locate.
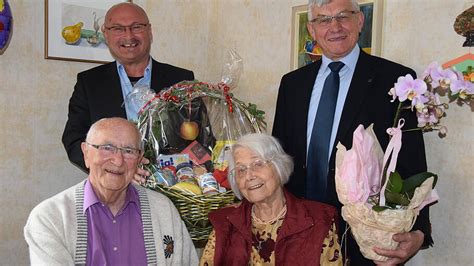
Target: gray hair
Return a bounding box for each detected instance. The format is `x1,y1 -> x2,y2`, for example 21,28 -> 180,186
308,0 -> 360,21
86,117 -> 143,150
228,133 -> 294,199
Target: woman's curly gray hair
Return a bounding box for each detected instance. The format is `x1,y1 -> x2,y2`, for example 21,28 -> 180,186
227,133 -> 294,199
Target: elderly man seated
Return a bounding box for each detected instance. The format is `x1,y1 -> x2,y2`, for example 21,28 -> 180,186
24,117 -> 198,265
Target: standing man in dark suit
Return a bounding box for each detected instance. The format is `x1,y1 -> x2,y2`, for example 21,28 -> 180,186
62,3 -> 194,174
272,0 -> 432,265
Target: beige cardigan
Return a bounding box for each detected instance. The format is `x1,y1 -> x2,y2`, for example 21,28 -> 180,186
24,180 -> 198,265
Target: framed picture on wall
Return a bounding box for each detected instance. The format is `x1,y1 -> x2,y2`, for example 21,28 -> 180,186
290,0 -> 385,70
44,0 -> 130,64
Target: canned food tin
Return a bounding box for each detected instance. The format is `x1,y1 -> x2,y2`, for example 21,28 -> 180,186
197,173 -> 219,194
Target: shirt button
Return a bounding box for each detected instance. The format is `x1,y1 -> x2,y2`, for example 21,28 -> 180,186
113,247 -> 118,251
112,220 -> 117,224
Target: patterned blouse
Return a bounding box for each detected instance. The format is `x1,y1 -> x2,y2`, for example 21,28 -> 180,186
199,216 -> 342,265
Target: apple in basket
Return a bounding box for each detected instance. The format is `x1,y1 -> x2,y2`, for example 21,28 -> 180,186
180,120 -> 199,141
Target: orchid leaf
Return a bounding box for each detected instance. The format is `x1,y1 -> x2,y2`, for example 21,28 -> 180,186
385,191 -> 410,206
386,171 -> 403,193
372,205 -> 390,212
401,172 -> 438,193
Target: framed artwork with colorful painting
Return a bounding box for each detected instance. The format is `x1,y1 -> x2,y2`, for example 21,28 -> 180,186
291,0 -> 385,70
44,0 -> 130,64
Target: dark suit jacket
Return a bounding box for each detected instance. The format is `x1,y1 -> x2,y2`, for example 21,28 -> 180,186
62,59 -> 194,172
272,50 -> 432,265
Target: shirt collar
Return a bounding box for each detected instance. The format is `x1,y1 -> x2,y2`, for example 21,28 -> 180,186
83,180 -> 141,215
320,44 -> 360,73
116,57 -> 153,77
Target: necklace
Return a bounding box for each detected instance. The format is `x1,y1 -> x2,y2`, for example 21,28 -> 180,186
251,205 -> 286,254
251,204 -> 287,224
254,237 -> 264,252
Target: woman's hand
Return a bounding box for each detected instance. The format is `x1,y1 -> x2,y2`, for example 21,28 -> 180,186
373,230 -> 424,265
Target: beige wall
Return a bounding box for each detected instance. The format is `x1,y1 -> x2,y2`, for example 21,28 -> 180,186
0,0 -> 472,265
382,1 -> 474,265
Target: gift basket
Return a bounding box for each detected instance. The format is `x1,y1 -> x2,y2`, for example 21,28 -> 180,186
129,50 -> 266,242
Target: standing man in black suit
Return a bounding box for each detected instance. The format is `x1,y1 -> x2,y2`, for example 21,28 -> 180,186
272,0 -> 432,265
62,3 -> 194,174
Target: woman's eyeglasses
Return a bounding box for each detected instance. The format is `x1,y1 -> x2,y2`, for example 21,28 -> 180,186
232,159 -> 272,178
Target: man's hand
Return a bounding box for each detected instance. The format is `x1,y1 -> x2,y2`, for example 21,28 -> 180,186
134,157 -> 150,185
373,230 -> 424,265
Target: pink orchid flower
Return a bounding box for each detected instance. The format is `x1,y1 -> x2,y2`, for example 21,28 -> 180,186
417,106 -> 439,127
451,79 -> 474,100
421,62 -> 440,80
416,92 -> 445,128
393,74 -> 428,109
422,62 -> 459,89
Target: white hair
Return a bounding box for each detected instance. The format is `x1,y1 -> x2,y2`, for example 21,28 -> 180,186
308,0 -> 360,21
86,117 -> 143,150
227,133 -> 294,199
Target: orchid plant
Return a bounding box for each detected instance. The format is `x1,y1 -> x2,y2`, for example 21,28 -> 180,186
371,62 -> 474,211
333,62 -> 473,261
389,62 -> 474,136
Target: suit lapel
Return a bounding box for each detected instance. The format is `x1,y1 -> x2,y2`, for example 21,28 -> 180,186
297,61 -> 322,157
150,59 -> 165,93
336,51 -> 375,142
104,62 -> 127,118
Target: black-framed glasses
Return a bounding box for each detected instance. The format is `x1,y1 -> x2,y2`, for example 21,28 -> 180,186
231,159 -> 272,178
86,142 -> 141,160
310,10 -> 359,27
104,23 -> 149,35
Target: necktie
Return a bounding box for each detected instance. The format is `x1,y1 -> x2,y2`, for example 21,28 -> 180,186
306,61 -> 344,201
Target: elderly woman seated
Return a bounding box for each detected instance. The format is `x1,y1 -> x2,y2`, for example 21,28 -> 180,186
200,133 -> 342,265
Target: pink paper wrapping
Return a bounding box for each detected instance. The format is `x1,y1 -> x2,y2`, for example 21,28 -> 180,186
335,124 -> 384,204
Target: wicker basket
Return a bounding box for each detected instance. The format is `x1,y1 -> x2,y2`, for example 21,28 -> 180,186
147,183 -> 236,242
136,80 -> 263,245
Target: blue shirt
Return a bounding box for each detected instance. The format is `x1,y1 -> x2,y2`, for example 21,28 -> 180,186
306,45 -> 360,162
116,58 -> 152,122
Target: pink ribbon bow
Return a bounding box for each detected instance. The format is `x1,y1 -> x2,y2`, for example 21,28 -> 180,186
379,119 -> 405,206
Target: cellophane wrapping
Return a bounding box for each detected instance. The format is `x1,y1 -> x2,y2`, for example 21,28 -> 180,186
128,50 -> 266,241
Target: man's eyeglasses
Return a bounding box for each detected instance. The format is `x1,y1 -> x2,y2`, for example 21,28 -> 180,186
86,142 -> 141,160
104,23 -> 149,35
310,10 -> 359,27
231,159 -> 272,178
